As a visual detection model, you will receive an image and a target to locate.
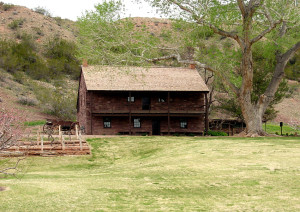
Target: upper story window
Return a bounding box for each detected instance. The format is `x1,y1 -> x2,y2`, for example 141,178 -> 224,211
128,96 -> 135,102
158,98 -> 165,102
103,117 -> 111,128
142,97 -> 151,110
180,119 -> 188,129
133,118 -> 141,128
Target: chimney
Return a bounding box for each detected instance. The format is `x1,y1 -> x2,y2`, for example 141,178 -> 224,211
82,59 -> 88,67
189,63 -> 196,69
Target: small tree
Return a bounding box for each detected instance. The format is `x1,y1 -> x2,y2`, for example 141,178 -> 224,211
34,6 -> 51,17
0,107 -> 25,177
44,37 -> 81,79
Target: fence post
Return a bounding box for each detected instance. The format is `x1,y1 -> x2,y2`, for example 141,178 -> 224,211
41,135 -> 44,153
17,139 -> 20,151
62,135 -> 65,151
37,131 -> 40,145
75,124 -> 79,139
79,132 -> 83,151
59,125 -> 62,136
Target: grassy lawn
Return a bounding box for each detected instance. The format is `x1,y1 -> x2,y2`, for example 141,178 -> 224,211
264,122 -> 300,135
1,136 -> 300,211
24,120 -> 46,127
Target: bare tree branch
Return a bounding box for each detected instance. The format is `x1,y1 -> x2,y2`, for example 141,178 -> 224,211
0,157 -> 25,177
205,71 -> 214,85
251,19 -> 283,44
167,0 -> 244,47
1,108 -> 26,177
237,0 -> 246,17
280,41 -> 300,64
279,21 -> 288,37
262,4 -> 274,25
247,0 -> 263,17
147,53 -> 239,95
259,41 -> 300,109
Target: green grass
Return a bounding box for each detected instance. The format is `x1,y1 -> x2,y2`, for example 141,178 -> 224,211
1,136 -> 300,211
24,120 -> 46,126
264,122 -> 300,135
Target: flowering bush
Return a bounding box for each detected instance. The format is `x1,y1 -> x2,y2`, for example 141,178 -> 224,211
0,107 -> 26,177
0,107 -> 24,150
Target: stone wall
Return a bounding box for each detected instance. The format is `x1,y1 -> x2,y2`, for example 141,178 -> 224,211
77,86 -> 207,135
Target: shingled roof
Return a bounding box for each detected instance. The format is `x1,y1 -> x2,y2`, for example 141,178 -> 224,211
81,66 -> 209,92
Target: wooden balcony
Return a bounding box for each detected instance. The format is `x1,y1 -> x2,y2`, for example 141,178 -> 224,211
92,109 -> 205,117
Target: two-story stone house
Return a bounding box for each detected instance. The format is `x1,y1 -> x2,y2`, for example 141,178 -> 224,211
77,65 -> 209,135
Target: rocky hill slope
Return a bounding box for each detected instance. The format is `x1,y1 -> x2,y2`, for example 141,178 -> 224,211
0,4 -> 77,43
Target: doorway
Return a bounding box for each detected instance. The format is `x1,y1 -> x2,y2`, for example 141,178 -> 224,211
152,119 -> 160,135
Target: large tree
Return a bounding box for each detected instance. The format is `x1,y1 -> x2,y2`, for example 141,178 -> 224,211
78,0 -> 299,136
146,0 -> 300,136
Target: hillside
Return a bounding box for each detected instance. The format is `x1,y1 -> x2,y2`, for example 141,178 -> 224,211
274,81 -> 300,126
0,4 -> 77,43
0,71 -> 55,121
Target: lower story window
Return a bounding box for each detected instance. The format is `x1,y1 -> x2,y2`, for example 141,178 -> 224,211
133,118 -> 141,128
103,117 -> 111,128
128,96 -> 135,102
180,119 -> 188,129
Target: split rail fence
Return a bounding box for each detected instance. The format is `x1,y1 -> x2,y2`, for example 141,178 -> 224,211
1,125 -> 90,157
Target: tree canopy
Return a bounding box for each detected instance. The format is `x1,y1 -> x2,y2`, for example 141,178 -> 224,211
78,0 -> 300,136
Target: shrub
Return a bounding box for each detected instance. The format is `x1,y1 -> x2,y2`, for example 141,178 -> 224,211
187,133 -> 196,136
8,19 -> 24,30
17,96 -> 38,106
32,27 -> 44,36
207,130 -> 228,136
34,6 -> 51,16
2,3 -> 14,11
12,71 -> 25,84
0,36 -> 52,81
54,17 -> 63,26
33,85 -> 76,120
44,37 -> 81,79
0,69 -> 7,82
0,36 -> 80,82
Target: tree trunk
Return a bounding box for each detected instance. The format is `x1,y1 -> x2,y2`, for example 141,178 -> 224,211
245,106 -> 266,137
240,98 -> 266,136
245,114 -> 265,136
240,42 -> 300,136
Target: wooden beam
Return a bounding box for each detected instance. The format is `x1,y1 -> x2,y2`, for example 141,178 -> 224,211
93,113 -> 204,117
90,92 -> 93,135
168,91 -> 170,135
92,109 -> 205,114
204,93 -> 209,136
129,91 -> 132,135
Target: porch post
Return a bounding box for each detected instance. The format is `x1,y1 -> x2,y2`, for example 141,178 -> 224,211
90,92 -> 93,135
204,92 -> 209,136
129,91 -> 132,135
168,91 -> 170,135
